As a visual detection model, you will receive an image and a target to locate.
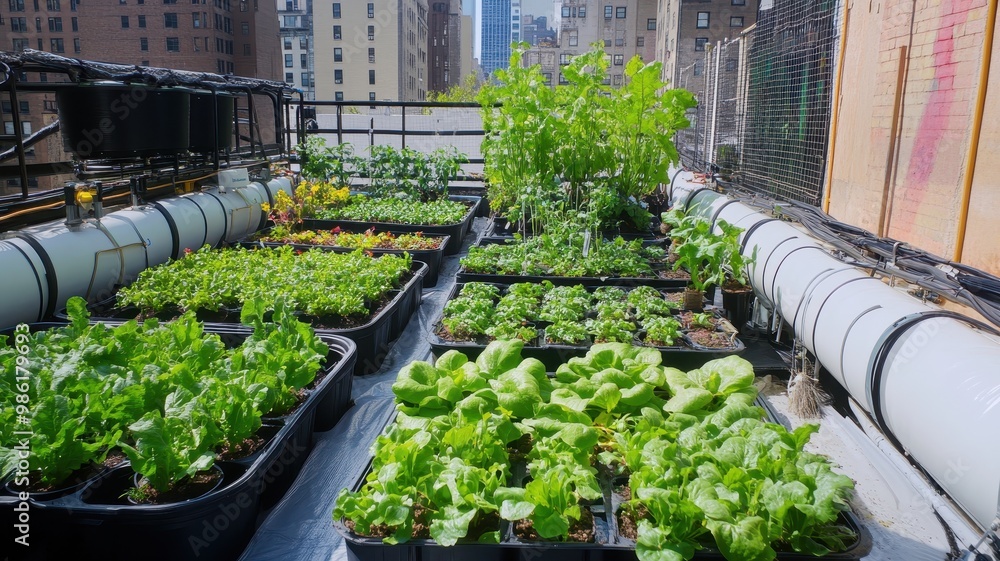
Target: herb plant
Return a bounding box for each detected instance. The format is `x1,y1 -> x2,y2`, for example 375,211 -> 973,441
312,195 -> 470,226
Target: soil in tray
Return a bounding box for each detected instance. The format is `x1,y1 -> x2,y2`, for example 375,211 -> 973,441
616,503 -> 649,542
129,469 -> 223,505
507,434 -> 533,463
658,269 -> 691,280
686,329 -> 735,348
216,434 -> 268,461
679,311 -> 721,330
7,450 -> 127,495
514,507 -> 595,542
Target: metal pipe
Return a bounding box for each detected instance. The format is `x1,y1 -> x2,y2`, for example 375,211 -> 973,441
953,0 -> 998,262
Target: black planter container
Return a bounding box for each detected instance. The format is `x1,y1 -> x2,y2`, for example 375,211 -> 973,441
65,260 -> 426,376
241,228 -> 449,287
448,185 -> 491,217
721,286 -> 754,332
431,283 -> 744,371
0,326 -> 357,561
56,82 -> 191,159
302,195 -> 480,255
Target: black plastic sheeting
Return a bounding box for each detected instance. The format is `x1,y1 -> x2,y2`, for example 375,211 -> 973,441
238,218 -> 487,561
0,50 -> 293,94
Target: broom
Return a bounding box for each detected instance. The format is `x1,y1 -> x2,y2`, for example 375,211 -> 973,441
787,343 -> 827,418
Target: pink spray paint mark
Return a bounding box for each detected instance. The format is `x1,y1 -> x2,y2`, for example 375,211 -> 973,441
893,0 -> 978,240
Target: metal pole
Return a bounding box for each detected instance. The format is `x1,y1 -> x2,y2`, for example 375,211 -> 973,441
336,103 -> 343,145
401,103 -> 406,149
708,41 -> 722,168
6,76 -> 30,198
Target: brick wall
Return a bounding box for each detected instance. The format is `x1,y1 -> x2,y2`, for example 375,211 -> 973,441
827,0 -> 992,266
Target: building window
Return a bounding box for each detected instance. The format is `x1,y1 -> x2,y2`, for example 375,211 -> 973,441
301,72 -> 309,86
166,37 -> 180,51
283,15 -> 295,26
603,39 -> 611,47
368,47 -> 375,63
613,54 -> 623,65
730,16 -> 744,27
50,38 -> 64,52
367,2 -> 373,17
568,31 -> 577,46
71,16 -> 78,30
35,17 -> 40,32
241,43 -> 248,54
335,91 -> 343,101
561,6 -> 569,17
647,18 -> 656,30
696,12 -> 709,28
9,0 -> 24,11
193,12 -> 202,27
46,0 -> 59,9
542,72 -> 552,85
300,53 -> 307,67
334,69 -> 342,83
73,37 -> 80,52
299,36 -> 307,49
732,0 -> 745,4
140,37 -> 148,50
333,25 -> 341,39
603,5 -> 612,18
284,54 -> 292,67
138,15 -> 146,27
613,74 -> 622,85
694,61 -> 703,76
2,101 -> 30,114
283,36 -> 292,48
332,2 -> 340,18
559,53 -> 571,65
164,13 -> 178,27
12,38 -> 29,51
11,17 -> 27,31
368,69 -> 375,84
578,6 -> 585,17
616,6 -> 625,18
334,47 -> 342,62
242,21 -> 249,34
368,25 -> 374,40
636,36 -> 644,47
369,92 -> 376,101
615,36 -> 624,46
43,100 -> 56,112
695,37 -> 708,51
558,74 -> 568,85
49,17 -> 63,31
285,72 -> 293,82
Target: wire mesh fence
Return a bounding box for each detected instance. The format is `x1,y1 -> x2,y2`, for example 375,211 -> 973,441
676,0 -> 839,206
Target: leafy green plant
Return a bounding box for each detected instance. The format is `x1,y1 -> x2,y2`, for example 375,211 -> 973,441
545,322 -> 589,345
718,219 -> 755,288
586,318 -> 636,344
297,136 -> 354,185
672,217 -> 728,293
461,235 -> 661,278
643,316 -> 682,346
312,195 -> 470,225
360,145 -> 466,202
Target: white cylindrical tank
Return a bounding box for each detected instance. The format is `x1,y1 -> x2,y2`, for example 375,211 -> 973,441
877,317 -> 1000,527
713,202 -> 767,241
152,196 -> 212,258
15,222 -> 122,314
0,238 -> 49,325
204,186 -> 265,243
242,182 -> 270,233
743,221 -> 819,307
771,247 -> 855,330
101,206 -> 174,275
185,190 -> 228,249
264,176 -> 294,204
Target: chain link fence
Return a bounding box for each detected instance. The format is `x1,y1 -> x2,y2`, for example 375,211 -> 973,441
677,0 -> 840,206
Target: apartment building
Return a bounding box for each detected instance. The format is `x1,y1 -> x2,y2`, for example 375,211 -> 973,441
314,0 -> 428,103
524,0 -> 658,88
428,0 -> 462,93
278,0 -> 313,100
655,0 -> 758,86
522,15 -> 555,47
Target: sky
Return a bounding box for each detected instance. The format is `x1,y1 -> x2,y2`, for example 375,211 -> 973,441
520,0 -> 553,20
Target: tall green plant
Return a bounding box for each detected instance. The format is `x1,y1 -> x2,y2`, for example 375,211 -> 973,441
297,136 -> 354,185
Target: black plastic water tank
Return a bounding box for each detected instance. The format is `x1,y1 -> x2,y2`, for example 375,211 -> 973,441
56,82 -> 191,159
189,91 -> 236,153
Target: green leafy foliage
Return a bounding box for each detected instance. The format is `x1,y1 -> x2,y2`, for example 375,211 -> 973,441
118,245 -> 411,319
313,195 -> 470,225
0,296 -> 327,492
461,235 -> 664,278
338,342 -> 857,559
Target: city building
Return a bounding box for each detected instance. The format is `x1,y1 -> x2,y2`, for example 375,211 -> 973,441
655,0 -> 759,86
523,0 -> 658,88
314,0 -> 429,103
479,0 -> 510,76
428,0 -> 463,93
522,14 -> 555,47
278,0 -> 313,100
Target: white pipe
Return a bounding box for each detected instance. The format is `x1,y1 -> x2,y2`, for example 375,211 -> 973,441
672,171 -> 1000,531
0,238 -> 48,324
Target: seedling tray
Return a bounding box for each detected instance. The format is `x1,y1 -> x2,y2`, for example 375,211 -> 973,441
457,239 -> 685,289
240,229 -> 449,287
448,185 -> 491,217
484,216 -> 668,245
0,328 -> 356,561
69,261 -> 427,376
335,465 -> 871,561
302,195 -> 481,255
429,283 -> 743,370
